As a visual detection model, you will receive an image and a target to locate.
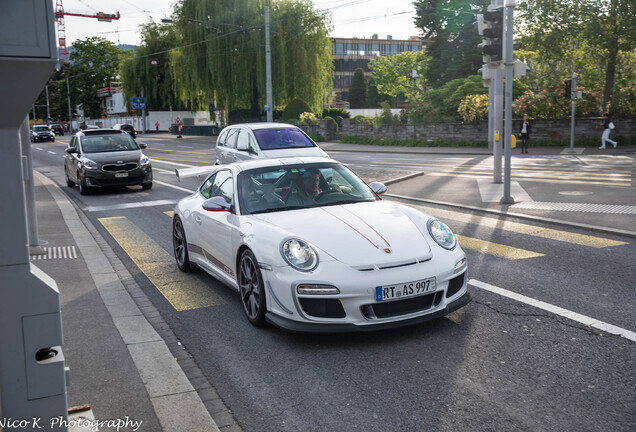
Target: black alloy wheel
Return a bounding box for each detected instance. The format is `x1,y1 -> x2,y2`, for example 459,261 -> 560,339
173,216 -> 193,272
238,249 -> 267,326
78,172 -> 90,195
65,167 -> 75,187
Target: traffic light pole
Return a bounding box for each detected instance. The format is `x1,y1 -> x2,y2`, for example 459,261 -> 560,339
568,72 -> 577,152
500,0 -> 515,204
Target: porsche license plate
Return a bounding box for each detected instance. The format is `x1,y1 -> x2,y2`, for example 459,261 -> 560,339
376,277 -> 436,302
115,172 -> 129,178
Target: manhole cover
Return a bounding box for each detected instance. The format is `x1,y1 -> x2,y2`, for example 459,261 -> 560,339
558,191 -> 594,196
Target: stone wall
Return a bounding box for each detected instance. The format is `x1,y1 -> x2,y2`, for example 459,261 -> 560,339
300,117 -> 636,143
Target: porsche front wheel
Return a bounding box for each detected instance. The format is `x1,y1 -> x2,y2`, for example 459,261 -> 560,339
238,250 -> 267,326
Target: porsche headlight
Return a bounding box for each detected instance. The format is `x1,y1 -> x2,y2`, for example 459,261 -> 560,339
427,219 -> 456,250
281,238 -> 318,272
83,158 -> 98,170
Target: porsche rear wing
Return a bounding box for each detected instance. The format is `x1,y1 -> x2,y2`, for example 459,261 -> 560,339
175,165 -> 217,182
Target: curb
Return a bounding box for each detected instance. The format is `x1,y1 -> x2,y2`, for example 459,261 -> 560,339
35,171 -> 226,432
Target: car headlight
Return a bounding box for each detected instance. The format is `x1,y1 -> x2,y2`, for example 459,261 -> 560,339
83,158 -> 99,170
281,238 -> 318,272
140,155 -> 150,166
427,219 -> 457,250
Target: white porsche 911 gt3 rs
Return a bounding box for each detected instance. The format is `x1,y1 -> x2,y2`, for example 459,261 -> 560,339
173,157 -> 470,332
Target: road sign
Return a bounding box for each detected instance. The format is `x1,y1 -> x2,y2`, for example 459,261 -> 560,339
131,97 -> 146,110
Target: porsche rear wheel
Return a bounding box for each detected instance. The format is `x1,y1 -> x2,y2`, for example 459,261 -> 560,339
173,216 -> 194,272
238,250 -> 267,326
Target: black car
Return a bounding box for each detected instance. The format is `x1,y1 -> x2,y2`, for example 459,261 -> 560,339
64,129 -> 152,195
50,124 -> 64,136
31,125 -> 55,142
113,123 -> 137,138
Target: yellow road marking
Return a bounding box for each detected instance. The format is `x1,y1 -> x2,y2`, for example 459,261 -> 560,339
455,235 -> 544,260
99,216 -> 224,311
406,203 -> 628,248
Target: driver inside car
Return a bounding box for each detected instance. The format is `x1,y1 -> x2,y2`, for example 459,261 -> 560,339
286,169 -> 341,206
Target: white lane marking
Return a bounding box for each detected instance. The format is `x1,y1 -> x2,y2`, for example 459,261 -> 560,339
47,151 -> 56,155
153,179 -> 195,194
149,158 -> 194,168
477,178 -> 534,203
153,167 -> 175,174
469,279 -> 636,343
86,199 -> 178,212
35,147 -> 44,151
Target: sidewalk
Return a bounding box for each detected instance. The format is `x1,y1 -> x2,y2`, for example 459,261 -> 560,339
319,141 -> 636,237
32,172 -> 230,432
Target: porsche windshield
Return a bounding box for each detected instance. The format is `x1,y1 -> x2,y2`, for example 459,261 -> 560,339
81,134 -> 139,153
238,163 -> 379,215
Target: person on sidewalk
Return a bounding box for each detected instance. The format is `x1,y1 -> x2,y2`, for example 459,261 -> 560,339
155,121 -> 160,132
600,113 -> 617,149
519,114 -> 531,154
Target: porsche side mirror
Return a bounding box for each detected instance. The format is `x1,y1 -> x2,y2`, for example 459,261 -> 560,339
138,142 -> 148,149
203,196 -> 231,212
65,147 -> 77,154
369,181 -> 387,195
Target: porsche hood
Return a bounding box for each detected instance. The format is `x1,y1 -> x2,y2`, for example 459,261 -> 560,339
252,202 -> 433,268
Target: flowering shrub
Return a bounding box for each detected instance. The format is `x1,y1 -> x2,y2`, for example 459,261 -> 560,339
458,94 -> 489,123
513,83 -> 604,119
607,82 -> 636,117
298,112 -> 319,125
402,101 -> 441,123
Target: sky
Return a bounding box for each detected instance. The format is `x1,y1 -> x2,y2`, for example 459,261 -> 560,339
59,0 -> 422,47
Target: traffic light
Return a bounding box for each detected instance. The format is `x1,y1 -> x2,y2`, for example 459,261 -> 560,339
477,6 -> 503,65
563,79 -> 572,99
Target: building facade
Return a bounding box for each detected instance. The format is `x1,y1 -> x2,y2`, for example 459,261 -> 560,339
331,35 -> 427,107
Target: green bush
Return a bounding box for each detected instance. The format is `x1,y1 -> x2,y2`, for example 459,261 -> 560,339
282,99 -> 312,121
372,103 -> 401,127
458,94 -> 489,123
308,133 -> 326,142
340,136 -> 487,147
322,108 -> 350,119
608,82 -> 636,117
298,112 -> 319,125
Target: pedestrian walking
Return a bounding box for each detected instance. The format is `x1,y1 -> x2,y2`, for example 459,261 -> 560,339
175,117 -> 183,139
519,113 -> 531,154
600,113 -> 617,149
155,121 -> 160,132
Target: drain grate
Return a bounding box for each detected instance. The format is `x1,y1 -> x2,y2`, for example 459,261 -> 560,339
512,201 -> 636,214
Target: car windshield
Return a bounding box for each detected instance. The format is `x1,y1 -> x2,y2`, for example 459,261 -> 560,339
253,128 -> 315,150
237,163 -> 379,215
34,126 -> 49,132
81,135 -> 139,153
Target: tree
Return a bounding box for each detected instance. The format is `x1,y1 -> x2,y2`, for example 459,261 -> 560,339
166,0 -> 332,116
348,68 -> 366,108
65,37 -> 123,118
516,0 -> 636,110
413,0 -> 489,87
368,51 -> 430,103
366,77 -> 380,108
121,22 -> 187,111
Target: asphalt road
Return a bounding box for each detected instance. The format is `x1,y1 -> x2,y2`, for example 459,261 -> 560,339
33,135 -> 636,432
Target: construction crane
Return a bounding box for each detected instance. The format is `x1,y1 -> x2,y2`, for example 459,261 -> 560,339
54,0 -> 121,62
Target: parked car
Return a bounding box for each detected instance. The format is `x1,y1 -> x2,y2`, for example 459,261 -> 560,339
173,157 -> 470,332
31,125 -> 55,142
214,123 -> 328,165
113,123 -> 137,138
64,129 -> 152,195
50,124 -> 64,136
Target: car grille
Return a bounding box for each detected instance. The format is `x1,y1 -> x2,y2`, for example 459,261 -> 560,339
102,163 -> 139,172
361,291 -> 444,319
